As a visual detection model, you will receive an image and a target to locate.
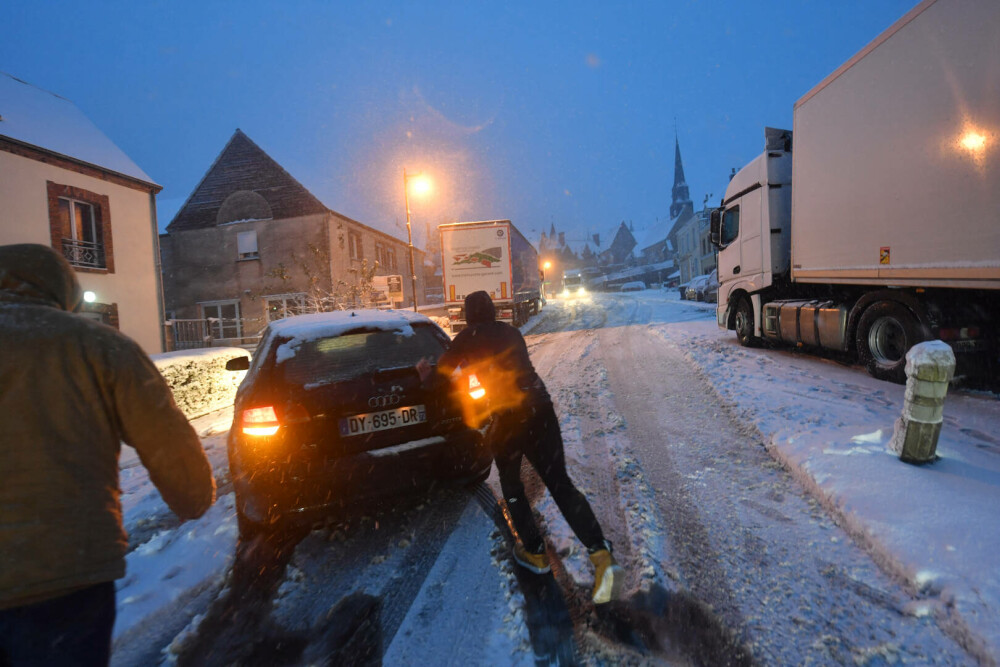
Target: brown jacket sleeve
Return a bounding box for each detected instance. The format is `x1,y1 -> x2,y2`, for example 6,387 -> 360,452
112,342 -> 216,520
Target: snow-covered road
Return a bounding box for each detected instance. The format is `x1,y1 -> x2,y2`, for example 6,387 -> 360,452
529,294 -> 969,663
110,290 -> 998,665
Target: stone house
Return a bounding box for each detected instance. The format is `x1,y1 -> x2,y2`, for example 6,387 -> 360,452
160,130 -> 423,346
597,221 -> 637,267
0,72 -> 166,353
670,207 -> 716,283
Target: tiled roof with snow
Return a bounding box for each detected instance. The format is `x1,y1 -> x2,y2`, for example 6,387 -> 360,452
637,221 -> 671,249
0,71 -> 155,185
165,129 -> 421,248
167,129 -> 327,232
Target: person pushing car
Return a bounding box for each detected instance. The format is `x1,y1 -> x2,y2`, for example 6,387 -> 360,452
0,244 -> 216,665
421,290 -> 624,604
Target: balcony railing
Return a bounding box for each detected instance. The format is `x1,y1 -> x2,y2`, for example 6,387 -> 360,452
62,238 -> 106,269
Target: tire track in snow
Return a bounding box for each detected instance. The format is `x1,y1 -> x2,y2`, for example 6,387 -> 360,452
600,324 -> 968,665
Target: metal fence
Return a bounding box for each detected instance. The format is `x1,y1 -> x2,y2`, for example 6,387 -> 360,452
166,318 -> 263,351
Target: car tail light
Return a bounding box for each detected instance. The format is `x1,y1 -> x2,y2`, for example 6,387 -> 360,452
468,373 -> 486,400
937,326 -> 980,341
242,406 -> 280,436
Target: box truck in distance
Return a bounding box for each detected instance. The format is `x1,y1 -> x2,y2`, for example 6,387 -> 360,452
712,0 -> 999,384
440,220 -> 543,332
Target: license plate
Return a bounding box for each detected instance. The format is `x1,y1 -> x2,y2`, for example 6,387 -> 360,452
339,405 -> 426,436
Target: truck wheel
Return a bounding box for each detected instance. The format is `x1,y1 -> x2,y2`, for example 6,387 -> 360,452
856,301 -> 923,383
734,296 -> 760,347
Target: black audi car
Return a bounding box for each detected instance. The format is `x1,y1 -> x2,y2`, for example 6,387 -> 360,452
225,309 -> 490,536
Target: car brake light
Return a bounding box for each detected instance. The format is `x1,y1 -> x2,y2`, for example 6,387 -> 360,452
468,373 -> 486,400
937,326 -> 980,341
242,406 -> 280,436
937,328 -> 958,341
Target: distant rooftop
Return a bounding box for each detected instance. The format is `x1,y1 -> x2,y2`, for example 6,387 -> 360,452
0,71 -> 156,186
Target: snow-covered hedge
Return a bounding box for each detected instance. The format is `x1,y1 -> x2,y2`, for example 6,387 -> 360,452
151,347 -> 250,420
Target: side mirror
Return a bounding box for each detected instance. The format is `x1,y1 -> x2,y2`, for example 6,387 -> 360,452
226,356 -> 250,371
709,209 -> 721,247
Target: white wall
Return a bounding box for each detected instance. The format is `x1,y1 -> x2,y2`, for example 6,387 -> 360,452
0,150 -> 164,353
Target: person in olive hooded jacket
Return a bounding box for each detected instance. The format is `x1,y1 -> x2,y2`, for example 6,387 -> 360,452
428,290 -> 623,604
0,244 -> 216,666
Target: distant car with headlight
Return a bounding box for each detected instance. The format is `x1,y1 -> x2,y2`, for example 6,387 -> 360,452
685,274 -> 710,301
225,309 -> 490,536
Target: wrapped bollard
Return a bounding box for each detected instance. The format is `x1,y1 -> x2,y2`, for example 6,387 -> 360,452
890,341 -> 955,463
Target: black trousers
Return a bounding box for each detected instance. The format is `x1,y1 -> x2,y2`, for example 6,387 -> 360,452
0,581 -> 116,667
493,402 -> 604,554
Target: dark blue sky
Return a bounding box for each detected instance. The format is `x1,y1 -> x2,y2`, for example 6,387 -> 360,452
4,1 -> 918,246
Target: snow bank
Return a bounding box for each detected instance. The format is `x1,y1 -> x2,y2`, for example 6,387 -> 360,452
114,493 -> 238,642
151,347 -> 249,419
660,317 -> 1000,664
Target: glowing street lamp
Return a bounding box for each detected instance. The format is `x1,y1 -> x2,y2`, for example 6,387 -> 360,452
403,168 -> 432,311
960,130 -> 987,153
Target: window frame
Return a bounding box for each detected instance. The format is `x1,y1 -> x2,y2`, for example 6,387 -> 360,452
264,292 -> 308,322
236,229 -> 260,261
47,181 -> 114,273
199,299 -> 242,339
721,205 -> 740,247
348,231 -> 363,260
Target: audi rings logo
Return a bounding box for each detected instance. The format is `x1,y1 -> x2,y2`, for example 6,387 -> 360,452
368,393 -> 401,409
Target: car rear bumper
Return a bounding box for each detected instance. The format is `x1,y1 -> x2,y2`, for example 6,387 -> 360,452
232,430 -> 490,525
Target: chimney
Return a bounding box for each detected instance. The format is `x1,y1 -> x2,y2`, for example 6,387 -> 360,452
593,233 -> 600,246
559,232 -> 565,246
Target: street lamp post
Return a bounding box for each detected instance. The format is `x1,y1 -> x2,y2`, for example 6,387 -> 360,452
402,168 -> 432,312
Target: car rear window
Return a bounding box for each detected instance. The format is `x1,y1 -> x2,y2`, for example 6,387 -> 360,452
280,324 -> 446,388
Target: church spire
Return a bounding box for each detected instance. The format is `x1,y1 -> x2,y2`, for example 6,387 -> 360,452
670,133 -> 693,219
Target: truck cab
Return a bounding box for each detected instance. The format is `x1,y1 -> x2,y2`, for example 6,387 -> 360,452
561,270 -> 586,298
712,128 -> 793,339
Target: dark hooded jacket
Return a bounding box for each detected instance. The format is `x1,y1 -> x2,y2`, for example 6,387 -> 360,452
437,291 -> 550,411
0,244 -> 215,609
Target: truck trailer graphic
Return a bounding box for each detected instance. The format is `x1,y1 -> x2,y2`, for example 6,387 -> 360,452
439,220 -> 542,330
452,247 -> 503,268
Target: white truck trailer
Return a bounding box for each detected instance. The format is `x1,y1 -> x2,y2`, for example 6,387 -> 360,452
440,220 -> 543,331
712,0 -> 1000,383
